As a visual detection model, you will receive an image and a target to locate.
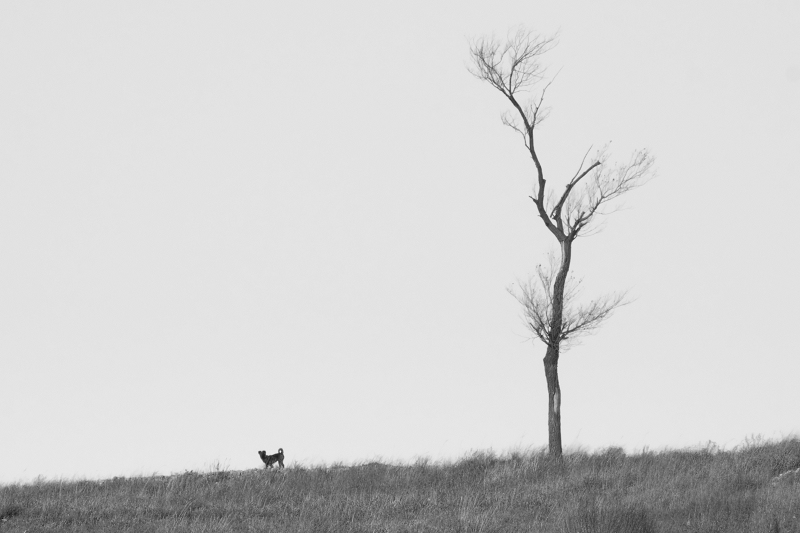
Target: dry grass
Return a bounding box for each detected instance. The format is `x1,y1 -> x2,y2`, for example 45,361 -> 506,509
2,438 -> 800,532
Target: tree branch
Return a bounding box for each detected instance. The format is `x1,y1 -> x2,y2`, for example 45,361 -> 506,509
550,160 -> 601,225
469,29 -> 561,239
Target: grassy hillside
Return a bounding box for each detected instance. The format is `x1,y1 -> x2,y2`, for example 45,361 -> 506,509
2,438 -> 800,532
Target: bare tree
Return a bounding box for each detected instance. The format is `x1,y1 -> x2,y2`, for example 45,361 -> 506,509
469,28 -> 655,457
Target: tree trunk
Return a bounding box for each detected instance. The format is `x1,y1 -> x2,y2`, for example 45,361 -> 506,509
544,238 -> 572,458
543,344 -> 562,456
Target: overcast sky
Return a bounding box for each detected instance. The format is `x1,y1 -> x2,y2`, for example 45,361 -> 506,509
1,0 -> 798,484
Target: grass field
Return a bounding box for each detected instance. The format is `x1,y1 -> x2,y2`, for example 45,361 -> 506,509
2,438 -> 800,532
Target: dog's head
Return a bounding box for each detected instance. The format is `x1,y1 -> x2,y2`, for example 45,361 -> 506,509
258,450 -> 267,460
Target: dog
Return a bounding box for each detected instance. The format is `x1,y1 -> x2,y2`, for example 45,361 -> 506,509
258,448 -> 284,469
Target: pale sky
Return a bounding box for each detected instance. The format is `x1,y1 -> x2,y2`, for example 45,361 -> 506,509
1,0 -> 798,484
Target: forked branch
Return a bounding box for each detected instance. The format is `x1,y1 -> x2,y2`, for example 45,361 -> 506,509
564,148 -> 655,237
470,31 -> 654,243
